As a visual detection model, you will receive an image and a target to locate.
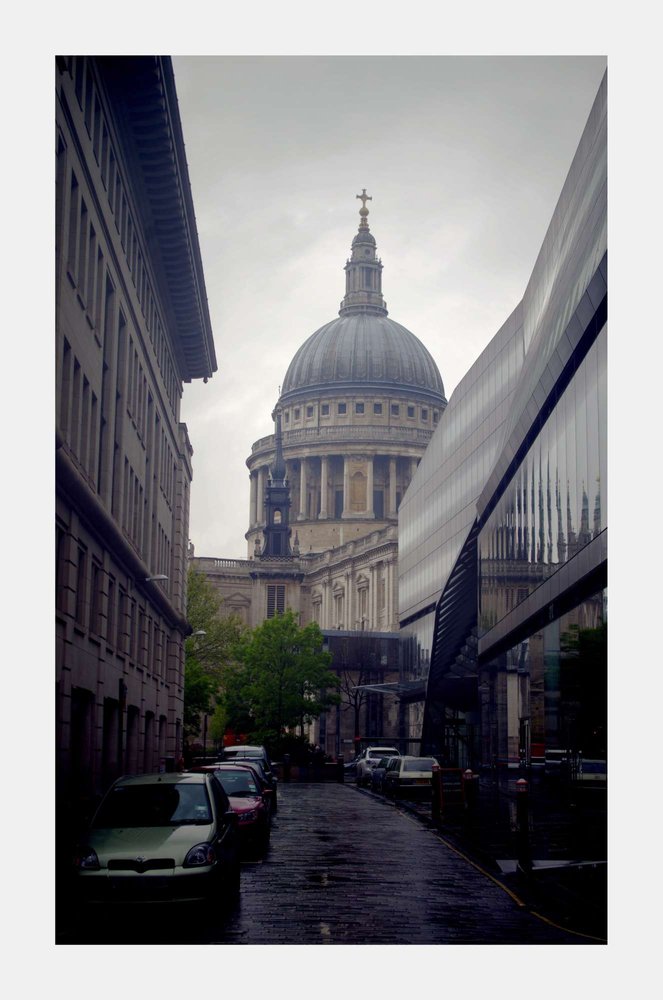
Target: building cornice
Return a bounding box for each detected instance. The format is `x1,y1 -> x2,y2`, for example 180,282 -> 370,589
249,424 -> 434,463
96,57 -> 216,382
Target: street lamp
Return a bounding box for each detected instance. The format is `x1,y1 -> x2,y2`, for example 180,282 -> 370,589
145,574 -> 168,582
191,629 -> 206,638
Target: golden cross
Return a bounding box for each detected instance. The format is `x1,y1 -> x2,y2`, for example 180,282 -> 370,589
356,189 -> 372,211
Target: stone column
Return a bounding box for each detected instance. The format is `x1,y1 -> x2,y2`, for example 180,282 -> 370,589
250,471 -> 258,526
257,467 -> 266,524
298,458 -> 307,520
410,457 -> 419,480
342,456 -> 350,517
385,557 -> 394,630
321,579 -> 329,629
366,455 -> 374,517
319,456 -> 328,519
388,457 -> 397,517
369,565 -> 376,630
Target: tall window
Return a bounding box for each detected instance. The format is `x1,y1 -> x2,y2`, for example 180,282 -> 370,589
75,545 -> 87,626
56,524 -> 67,614
107,576 -> 115,647
89,560 -> 102,635
117,589 -> 127,654
266,585 -> 286,618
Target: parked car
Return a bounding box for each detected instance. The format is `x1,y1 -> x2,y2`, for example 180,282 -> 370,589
383,756 -> 437,799
222,745 -> 272,771
230,758 -> 277,814
73,772 -> 240,905
197,762 -> 275,815
355,746 -> 400,787
203,765 -> 271,854
370,755 -> 399,794
221,746 -> 278,811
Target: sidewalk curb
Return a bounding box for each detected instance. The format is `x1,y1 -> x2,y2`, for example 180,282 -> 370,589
355,784 -> 607,942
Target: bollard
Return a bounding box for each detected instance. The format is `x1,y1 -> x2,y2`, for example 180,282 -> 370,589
282,753 -> 291,783
462,768 -> 478,809
337,754 -> 344,783
515,778 -> 532,874
431,764 -> 442,822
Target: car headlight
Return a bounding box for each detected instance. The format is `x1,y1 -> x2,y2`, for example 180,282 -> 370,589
183,843 -> 216,867
238,809 -> 259,823
75,847 -> 100,870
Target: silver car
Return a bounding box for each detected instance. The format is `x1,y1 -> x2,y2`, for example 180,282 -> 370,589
370,755 -> 400,794
74,772 -> 240,905
355,746 -> 400,787
383,756 -> 437,799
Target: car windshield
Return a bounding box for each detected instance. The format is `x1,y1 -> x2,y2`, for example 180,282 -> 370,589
368,749 -> 397,759
402,758 -> 436,772
93,783 -> 212,827
232,760 -> 262,775
214,771 -> 259,797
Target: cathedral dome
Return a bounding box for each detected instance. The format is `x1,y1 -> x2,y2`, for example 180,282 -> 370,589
280,312 -> 445,405
279,190 -> 446,407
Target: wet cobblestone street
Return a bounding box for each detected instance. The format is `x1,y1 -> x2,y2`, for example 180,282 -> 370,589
58,782 -> 597,945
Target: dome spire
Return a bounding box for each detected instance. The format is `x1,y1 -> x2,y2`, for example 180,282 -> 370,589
339,189 -> 388,317
357,187 -> 372,228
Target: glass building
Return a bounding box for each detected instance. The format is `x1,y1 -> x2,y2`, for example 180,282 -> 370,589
398,71 -> 606,775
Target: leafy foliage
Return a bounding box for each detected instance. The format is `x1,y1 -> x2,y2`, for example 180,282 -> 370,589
226,610 -> 339,753
183,567 -> 244,746
182,659 -> 216,737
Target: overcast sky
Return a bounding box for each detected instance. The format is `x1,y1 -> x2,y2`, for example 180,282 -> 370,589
174,56 -> 606,559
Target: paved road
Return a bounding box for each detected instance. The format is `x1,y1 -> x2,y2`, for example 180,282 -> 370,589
58,782 -> 593,944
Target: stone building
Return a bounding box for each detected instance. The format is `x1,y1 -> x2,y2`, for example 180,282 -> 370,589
192,193 -> 447,753
194,193 -> 446,632
55,57 -> 216,805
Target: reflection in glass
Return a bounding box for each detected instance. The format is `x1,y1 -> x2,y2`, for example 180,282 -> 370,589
478,327 -> 606,634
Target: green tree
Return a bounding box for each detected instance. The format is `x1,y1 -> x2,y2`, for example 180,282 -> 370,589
183,659 -> 215,739
183,566 -> 244,748
228,610 -> 339,754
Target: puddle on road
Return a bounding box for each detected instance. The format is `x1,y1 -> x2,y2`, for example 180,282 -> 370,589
305,870 -> 352,886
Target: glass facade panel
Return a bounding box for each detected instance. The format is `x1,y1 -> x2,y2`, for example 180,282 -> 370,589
399,307 -> 525,621
478,326 -> 606,631
480,589 -> 606,769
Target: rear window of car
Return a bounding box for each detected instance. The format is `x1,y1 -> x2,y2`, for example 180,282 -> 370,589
214,771 -> 259,796
93,783 -> 212,827
402,758 -> 436,772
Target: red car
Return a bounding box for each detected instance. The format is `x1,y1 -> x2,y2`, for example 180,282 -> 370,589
192,765 -> 271,854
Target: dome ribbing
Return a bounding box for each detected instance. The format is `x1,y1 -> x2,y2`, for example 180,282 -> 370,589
279,191 -> 445,406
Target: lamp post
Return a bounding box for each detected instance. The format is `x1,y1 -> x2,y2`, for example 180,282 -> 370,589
145,574 -> 168,582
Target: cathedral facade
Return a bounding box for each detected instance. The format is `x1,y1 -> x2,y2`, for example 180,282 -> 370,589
192,194 -> 446,753
193,193 -> 447,640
